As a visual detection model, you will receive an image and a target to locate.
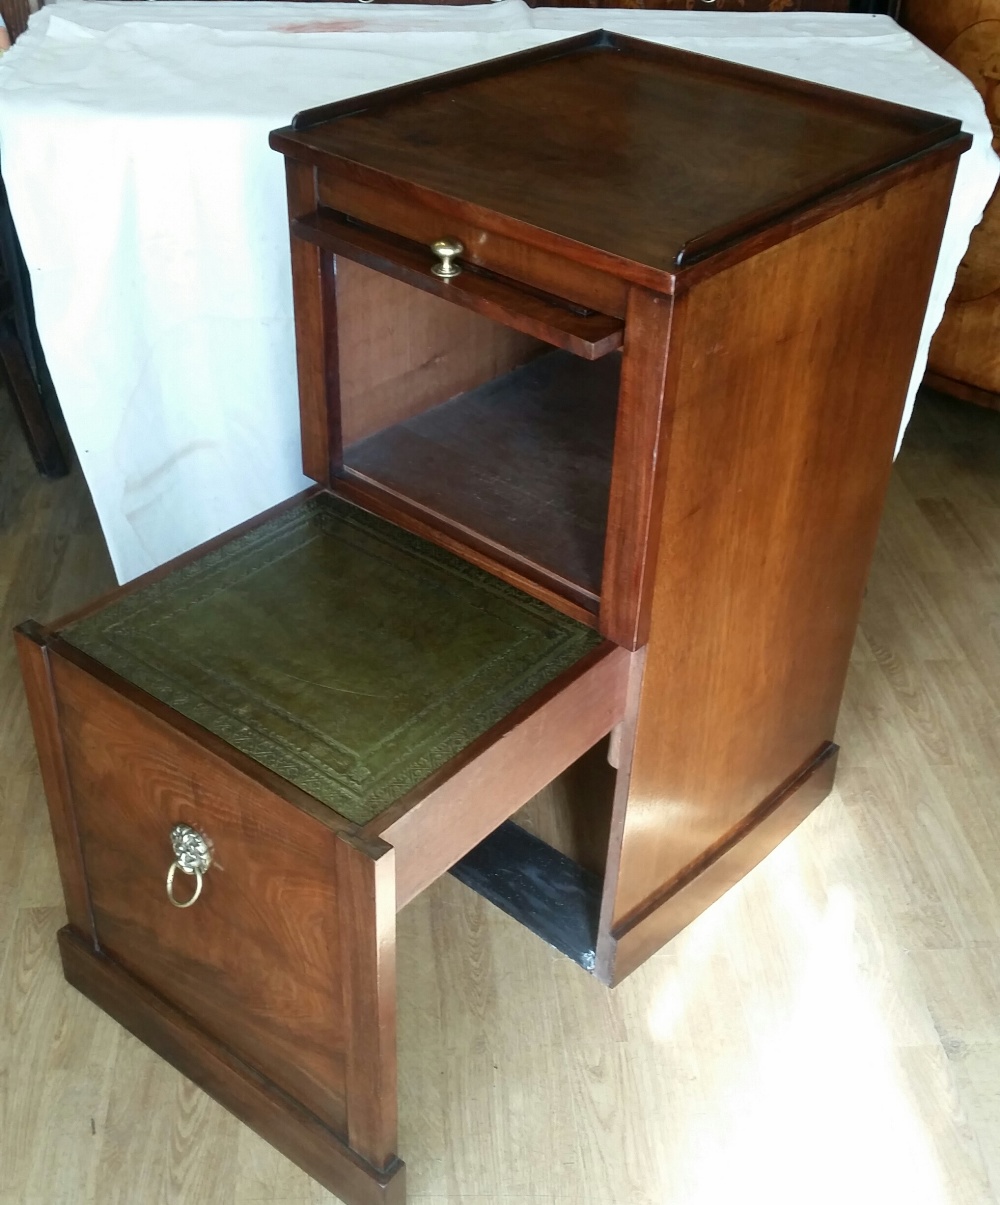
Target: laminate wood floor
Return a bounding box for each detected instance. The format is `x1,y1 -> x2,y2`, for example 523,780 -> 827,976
1,388 -> 999,1205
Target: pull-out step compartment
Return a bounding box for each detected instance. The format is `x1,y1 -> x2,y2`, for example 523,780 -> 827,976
17,490 -> 628,1205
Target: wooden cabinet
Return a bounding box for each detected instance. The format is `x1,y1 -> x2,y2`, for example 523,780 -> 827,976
18,31 -> 967,1205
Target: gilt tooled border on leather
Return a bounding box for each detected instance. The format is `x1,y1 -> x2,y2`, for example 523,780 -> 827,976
63,496 -> 602,825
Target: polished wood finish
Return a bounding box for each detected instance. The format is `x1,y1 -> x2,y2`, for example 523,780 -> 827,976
58,927 -> 406,1205
344,349 -> 618,607
336,259 -> 543,446
286,161 -> 339,485
49,653 -> 353,1134
14,625 -> 94,940
599,288 -> 676,649
315,171 -> 631,319
903,0 -> 1000,408
331,470 -> 599,627
16,35 -> 971,1205
372,642 -> 630,909
338,835 -> 398,1173
604,164 -> 959,956
275,33 -> 969,643
607,744 -> 838,982
293,212 -> 623,360
274,33 -> 958,288
17,485 -> 617,1203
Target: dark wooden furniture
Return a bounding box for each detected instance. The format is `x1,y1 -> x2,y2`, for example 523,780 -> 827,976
18,32 -> 967,1205
0,174 -> 67,477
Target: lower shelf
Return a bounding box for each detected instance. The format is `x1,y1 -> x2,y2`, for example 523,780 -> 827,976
450,821 -> 603,973
343,349 -> 620,602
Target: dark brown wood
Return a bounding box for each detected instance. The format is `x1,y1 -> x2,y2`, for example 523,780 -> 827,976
15,34 -> 970,1204
336,258 -> 542,447
337,835 -> 398,1173
0,0 -> 34,43
343,348 -> 618,606
330,474 -> 600,625
292,212 -> 623,360
13,624 -> 95,940
371,642 -> 631,908
58,927 -> 405,1205
0,315 -> 67,478
590,646 -> 648,986
512,738 -> 618,879
599,288 -> 678,649
604,745 -> 838,984
603,160 -> 960,942
50,651 -> 352,1133
285,160 -> 339,485
316,171 -> 630,318
272,32 -> 960,292
671,137 -> 970,288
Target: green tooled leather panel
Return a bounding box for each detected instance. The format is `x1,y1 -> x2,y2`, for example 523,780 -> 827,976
62,495 -> 603,825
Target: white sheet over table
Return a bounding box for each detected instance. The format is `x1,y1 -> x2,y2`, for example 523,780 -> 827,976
0,3 -> 995,584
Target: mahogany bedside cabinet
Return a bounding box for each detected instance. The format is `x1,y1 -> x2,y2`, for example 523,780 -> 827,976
16,31 -> 969,1205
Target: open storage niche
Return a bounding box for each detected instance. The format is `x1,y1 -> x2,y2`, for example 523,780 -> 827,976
291,212 -> 626,617
450,736 -> 619,971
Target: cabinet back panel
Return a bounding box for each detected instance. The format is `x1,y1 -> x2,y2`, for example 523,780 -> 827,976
336,258 -> 543,446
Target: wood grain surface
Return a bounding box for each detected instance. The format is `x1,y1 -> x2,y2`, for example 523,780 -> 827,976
2,384 -> 999,1203
50,652 -> 352,1136
605,162 -> 960,941
273,32 -> 959,289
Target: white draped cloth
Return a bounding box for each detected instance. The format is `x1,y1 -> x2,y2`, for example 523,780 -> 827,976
0,2 -> 996,583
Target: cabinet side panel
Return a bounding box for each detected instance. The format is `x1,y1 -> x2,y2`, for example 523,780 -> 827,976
14,624 -> 95,940
608,161 -> 959,933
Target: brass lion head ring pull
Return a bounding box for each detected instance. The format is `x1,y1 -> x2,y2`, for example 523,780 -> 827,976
166,823 -> 213,908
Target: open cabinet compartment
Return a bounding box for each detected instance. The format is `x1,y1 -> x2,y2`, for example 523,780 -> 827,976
292,214 -> 627,621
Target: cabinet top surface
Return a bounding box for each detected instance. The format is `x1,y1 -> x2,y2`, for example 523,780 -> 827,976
58,494 -> 602,827
271,31 -> 964,276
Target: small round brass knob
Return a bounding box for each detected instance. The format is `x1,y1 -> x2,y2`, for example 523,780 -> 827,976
430,238 -> 464,279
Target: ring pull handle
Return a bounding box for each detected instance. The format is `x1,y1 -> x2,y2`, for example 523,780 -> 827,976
430,238 -> 463,279
166,823 -> 212,909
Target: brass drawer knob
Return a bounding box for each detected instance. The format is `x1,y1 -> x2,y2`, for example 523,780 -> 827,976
430,238 -> 464,279
166,823 -> 212,908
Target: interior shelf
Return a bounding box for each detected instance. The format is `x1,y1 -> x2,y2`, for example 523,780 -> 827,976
341,348 -> 620,603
